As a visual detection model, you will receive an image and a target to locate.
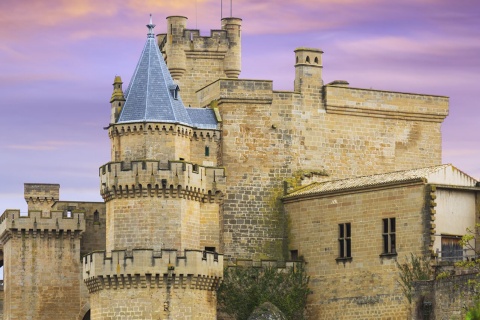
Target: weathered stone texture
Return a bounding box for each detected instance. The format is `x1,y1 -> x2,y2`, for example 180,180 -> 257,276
285,182 -> 430,319
90,286 -> 217,319
52,201 -> 106,256
0,211 -> 85,320
196,74 -> 447,261
411,273 -> 477,320
160,16 -> 242,107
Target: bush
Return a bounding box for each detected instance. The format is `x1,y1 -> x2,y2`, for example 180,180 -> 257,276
217,265 -> 310,320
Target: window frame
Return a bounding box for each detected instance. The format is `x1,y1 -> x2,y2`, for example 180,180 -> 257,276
380,217 -> 397,257
336,222 -> 352,262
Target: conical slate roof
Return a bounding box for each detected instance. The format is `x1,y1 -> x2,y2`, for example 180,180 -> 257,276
117,17 -> 217,130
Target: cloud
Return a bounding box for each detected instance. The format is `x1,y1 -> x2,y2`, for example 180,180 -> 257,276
5,140 -> 86,151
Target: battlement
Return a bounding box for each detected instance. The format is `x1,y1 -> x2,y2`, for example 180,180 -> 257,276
0,209 -> 85,241
158,17 -> 240,55
24,183 -> 60,208
324,84 -> 449,122
197,79 -> 273,106
108,121 -> 220,140
83,249 -> 223,293
99,160 -> 226,202
159,29 -> 230,52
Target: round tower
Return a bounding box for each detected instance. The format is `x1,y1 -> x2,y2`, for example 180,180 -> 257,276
222,17 -> 242,78
84,17 -> 224,319
165,16 -> 187,80
294,47 -> 323,92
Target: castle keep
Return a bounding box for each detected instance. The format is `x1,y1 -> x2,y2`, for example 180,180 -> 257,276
0,14 -> 478,320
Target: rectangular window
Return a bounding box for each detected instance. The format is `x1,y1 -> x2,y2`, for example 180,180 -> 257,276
441,236 -> 463,262
205,146 -> 210,157
382,218 -> 396,254
338,223 -> 352,259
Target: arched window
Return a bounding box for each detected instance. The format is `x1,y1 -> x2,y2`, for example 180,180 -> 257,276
306,56 -> 310,63
314,57 -> 319,64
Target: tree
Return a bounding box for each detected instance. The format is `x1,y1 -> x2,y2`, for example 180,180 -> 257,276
396,253 -> 432,304
217,265 -> 310,320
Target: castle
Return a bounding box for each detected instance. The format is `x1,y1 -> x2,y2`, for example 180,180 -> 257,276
0,14 -> 479,320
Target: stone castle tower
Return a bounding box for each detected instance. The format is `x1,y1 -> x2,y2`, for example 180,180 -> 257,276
0,13 -> 457,320
82,18 -> 224,319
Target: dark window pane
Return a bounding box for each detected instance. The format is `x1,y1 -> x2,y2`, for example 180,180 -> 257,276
383,234 -> 388,253
391,234 -> 396,253
390,218 -> 396,233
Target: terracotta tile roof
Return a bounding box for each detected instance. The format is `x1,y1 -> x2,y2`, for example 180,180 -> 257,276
284,164 -> 477,199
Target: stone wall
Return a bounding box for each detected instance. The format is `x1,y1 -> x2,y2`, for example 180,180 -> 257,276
285,181 -> 431,319
196,75 -> 447,262
84,250 -> 223,320
412,273 -> 477,320
159,16 -> 241,107
108,123 -> 219,165
0,210 -> 86,320
52,201 -> 106,257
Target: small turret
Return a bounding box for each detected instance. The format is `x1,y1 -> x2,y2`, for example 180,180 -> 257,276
294,47 -> 323,93
165,16 -> 188,80
222,17 -> 242,78
24,183 -> 59,215
110,75 -> 125,123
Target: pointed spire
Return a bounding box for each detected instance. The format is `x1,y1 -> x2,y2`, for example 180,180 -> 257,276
116,16 -> 218,130
147,14 -> 155,38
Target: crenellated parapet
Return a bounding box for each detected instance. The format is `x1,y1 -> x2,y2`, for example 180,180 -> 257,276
24,183 -> 60,211
99,160 -> 226,202
0,209 -> 85,243
158,16 -> 241,80
83,249 -> 223,294
108,122 -> 220,141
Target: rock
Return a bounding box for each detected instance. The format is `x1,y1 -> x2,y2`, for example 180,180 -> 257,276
247,302 -> 287,320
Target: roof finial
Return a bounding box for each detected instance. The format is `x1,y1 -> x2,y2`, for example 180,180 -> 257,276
147,14 -> 156,37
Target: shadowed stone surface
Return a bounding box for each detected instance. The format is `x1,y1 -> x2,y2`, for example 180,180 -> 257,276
248,302 -> 287,320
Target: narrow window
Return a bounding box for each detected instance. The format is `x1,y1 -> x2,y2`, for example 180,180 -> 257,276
314,57 -> 319,64
382,218 -> 396,254
290,250 -> 299,260
306,56 -> 310,64
338,223 -> 352,259
205,146 -> 210,157
93,210 -> 100,223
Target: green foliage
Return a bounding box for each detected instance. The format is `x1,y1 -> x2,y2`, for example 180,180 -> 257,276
436,271 -> 451,280
465,302 -> 480,320
456,224 -> 480,272
217,265 -> 310,320
396,253 -> 431,304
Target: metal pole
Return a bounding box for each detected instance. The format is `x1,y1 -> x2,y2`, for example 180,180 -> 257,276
230,0 -> 232,17
221,0 -> 223,19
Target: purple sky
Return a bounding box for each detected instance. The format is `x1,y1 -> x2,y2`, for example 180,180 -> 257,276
1,0 -> 479,212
